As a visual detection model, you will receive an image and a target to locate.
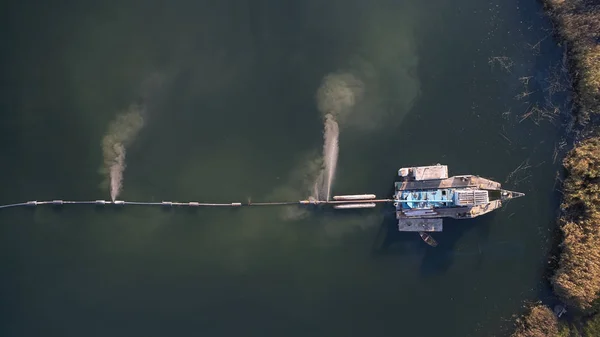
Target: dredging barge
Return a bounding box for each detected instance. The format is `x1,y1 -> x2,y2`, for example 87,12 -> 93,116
390,164 -> 524,246
393,164 -> 524,229
300,164 -> 524,245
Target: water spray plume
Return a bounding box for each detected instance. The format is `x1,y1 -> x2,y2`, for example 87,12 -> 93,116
109,143 -> 126,202
323,113 -> 339,201
312,73 -> 360,201
101,105 -> 144,201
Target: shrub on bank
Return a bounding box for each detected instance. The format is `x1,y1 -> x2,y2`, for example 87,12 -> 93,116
509,304 -> 600,337
511,304 -> 560,337
583,313 -> 600,336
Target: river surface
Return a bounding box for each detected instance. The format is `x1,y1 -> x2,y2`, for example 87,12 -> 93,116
0,0 -> 567,336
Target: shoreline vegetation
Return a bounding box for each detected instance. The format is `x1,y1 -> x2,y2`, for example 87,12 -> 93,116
511,0 -> 600,336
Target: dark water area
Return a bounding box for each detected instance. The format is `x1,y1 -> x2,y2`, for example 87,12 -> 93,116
0,0 -> 567,336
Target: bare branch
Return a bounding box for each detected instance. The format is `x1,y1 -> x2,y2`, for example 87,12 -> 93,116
488,56 -> 514,73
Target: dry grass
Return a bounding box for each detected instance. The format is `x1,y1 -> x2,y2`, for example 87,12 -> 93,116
511,304 -> 560,337
543,0 -> 600,126
553,217 -> 600,311
552,137 -> 600,312
538,0 -> 600,314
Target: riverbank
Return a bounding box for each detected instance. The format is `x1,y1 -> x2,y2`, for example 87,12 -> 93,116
511,0 -> 600,336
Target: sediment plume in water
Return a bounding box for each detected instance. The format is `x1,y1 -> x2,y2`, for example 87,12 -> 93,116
101,105 -> 144,201
316,73 -> 364,124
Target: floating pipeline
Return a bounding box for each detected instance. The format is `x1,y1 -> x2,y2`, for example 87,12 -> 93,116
0,197 -> 393,210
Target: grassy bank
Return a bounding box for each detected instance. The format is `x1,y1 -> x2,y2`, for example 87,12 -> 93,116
510,0 -> 600,336
553,137 -> 600,312
511,137 -> 600,333
544,0 -> 600,313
